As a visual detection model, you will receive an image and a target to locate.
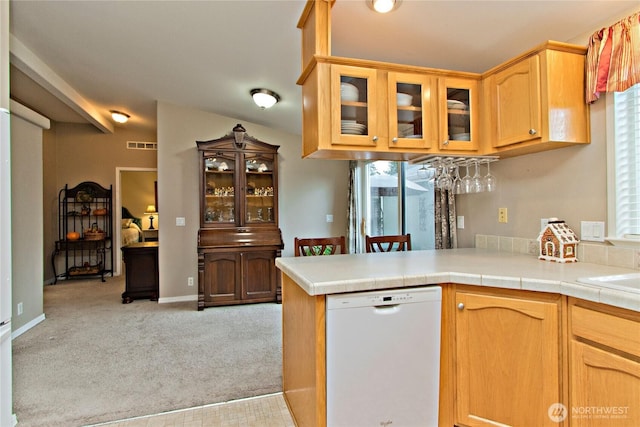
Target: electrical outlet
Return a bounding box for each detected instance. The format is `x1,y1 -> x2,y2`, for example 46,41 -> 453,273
326,214 -> 334,223
17,302 -> 23,316
498,208 -> 508,223
188,277 -> 194,286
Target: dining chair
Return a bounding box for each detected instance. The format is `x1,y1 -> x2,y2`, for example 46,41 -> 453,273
294,236 -> 347,256
365,234 -> 412,253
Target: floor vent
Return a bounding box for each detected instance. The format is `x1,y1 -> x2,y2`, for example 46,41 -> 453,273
127,141 -> 157,150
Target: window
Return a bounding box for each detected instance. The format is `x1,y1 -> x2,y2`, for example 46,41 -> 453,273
608,83 -> 640,240
362,160 -> 435,250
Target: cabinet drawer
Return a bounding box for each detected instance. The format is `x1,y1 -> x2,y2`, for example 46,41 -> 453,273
571,305 -> 640,357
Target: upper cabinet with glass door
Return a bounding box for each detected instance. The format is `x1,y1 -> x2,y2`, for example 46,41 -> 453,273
244,152 -> 276,225
388,72 -> 437,150
331,64 -> 380,147
438,77 -> 480,152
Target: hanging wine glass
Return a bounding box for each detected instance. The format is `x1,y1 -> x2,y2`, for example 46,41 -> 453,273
452,165 -> 464,194
471,160 -> 484,193
484,160 -> 497,192
462,161 -> 473,193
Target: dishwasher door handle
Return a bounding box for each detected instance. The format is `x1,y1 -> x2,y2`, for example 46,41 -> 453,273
373,304 -> 400,314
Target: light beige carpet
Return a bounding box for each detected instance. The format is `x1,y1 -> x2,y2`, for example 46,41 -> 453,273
12,276 -> 283,427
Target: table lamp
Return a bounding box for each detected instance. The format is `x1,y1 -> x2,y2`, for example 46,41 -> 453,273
145,204 -> 157,230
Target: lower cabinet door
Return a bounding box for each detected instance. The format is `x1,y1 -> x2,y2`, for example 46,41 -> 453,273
242,251 -> 276,301
203,252 -> 240,304
455,291 -> 561,427
570,341 -> 640,427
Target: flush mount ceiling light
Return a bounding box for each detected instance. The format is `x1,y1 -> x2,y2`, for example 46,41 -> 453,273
110,110 -> 130,124
250,88 -> 281,109
367,0 -> 401,13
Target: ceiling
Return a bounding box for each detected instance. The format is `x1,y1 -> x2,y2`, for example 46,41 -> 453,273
8,0 -> 639,137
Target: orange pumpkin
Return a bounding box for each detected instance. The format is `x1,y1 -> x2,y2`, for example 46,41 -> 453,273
66,231 -> 80,241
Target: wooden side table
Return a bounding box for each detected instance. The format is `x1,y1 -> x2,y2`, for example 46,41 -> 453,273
121,242 -> 159,303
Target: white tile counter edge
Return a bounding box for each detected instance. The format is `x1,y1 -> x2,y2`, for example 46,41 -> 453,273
275,248 -> 640,312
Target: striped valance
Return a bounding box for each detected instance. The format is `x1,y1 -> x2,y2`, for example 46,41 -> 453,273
586,11 -> 640,103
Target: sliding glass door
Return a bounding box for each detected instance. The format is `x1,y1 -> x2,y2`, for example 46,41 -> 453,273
362,161 -> 434,251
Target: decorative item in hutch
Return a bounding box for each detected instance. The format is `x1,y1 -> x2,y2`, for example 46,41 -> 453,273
196,124 -> 284,309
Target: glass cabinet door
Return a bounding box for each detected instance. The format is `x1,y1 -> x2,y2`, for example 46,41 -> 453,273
203,153 -> 236,224
331,65 -> 379,146
244,152 -> 275,224
388,72 -> 436,149
439,77 -> 479,151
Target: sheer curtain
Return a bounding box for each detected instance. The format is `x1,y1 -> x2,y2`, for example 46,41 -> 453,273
434,189 -> 457,249
347,160 -> 361,254
586,11 -> 640,103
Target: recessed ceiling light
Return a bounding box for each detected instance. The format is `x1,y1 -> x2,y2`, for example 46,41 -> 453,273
110,110 -> 130,124
250,88 -> 281,109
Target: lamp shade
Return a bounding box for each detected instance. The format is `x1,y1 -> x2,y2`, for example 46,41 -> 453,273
250,88 -> 280,109
145,205 -> 157,214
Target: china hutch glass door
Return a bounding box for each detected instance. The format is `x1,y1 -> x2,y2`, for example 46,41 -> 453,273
203,153 -> 236,225
244,152 -> 276,224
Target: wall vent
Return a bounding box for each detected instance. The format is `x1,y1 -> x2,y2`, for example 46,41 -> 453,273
127,141 -> 157,151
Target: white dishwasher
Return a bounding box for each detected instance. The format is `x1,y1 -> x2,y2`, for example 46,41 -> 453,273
326,286 -> 442,427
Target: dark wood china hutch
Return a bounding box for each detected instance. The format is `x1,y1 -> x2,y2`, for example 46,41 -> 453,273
196,124 -> 284,309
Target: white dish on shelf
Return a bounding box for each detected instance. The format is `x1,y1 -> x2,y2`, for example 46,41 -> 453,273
447,100 -> 467,110
450,133 -> 471,141
397,93 -> 413,107
341,82 -> 359,102
342,128 -> 366,135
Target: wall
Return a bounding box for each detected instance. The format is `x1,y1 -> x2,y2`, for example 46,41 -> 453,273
11,106 -> 49,334
157,102 -> 349,301
43,123 -> 156,281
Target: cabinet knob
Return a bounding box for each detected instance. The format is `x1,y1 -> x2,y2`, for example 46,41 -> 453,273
392,137 -> 398,143
372,136 -> 379,142
443,140 -> 449,146
457,302 -> 465,310
529,129 -> 537,135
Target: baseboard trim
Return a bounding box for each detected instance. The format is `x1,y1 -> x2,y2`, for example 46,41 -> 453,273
11,313 -> 46,339
158,294 -> 198,304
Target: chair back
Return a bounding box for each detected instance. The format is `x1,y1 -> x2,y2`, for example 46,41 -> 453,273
294,236 -> 347,256
365,234 -> 412,253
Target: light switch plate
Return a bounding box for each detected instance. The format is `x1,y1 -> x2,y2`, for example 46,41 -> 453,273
581,221 -> 605,242
176,217 -> 186,226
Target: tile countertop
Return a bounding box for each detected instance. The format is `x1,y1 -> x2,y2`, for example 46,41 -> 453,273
275,248 -> 640,312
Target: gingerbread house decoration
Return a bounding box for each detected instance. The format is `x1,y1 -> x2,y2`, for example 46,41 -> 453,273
537,220 -> 580,263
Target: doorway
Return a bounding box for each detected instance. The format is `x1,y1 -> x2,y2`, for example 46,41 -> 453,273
115,167 -> 158,276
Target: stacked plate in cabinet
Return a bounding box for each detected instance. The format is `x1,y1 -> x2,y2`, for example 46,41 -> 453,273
341,120 -> 366,135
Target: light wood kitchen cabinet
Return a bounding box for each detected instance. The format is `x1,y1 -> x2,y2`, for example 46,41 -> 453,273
330,64 -> 381,147
387,71 -> 437,150
569,299 -> 640,427
438,76 -> 480,152
297,1 -> 590,161
454,288 -> 563,427
482,43 -> 590,158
